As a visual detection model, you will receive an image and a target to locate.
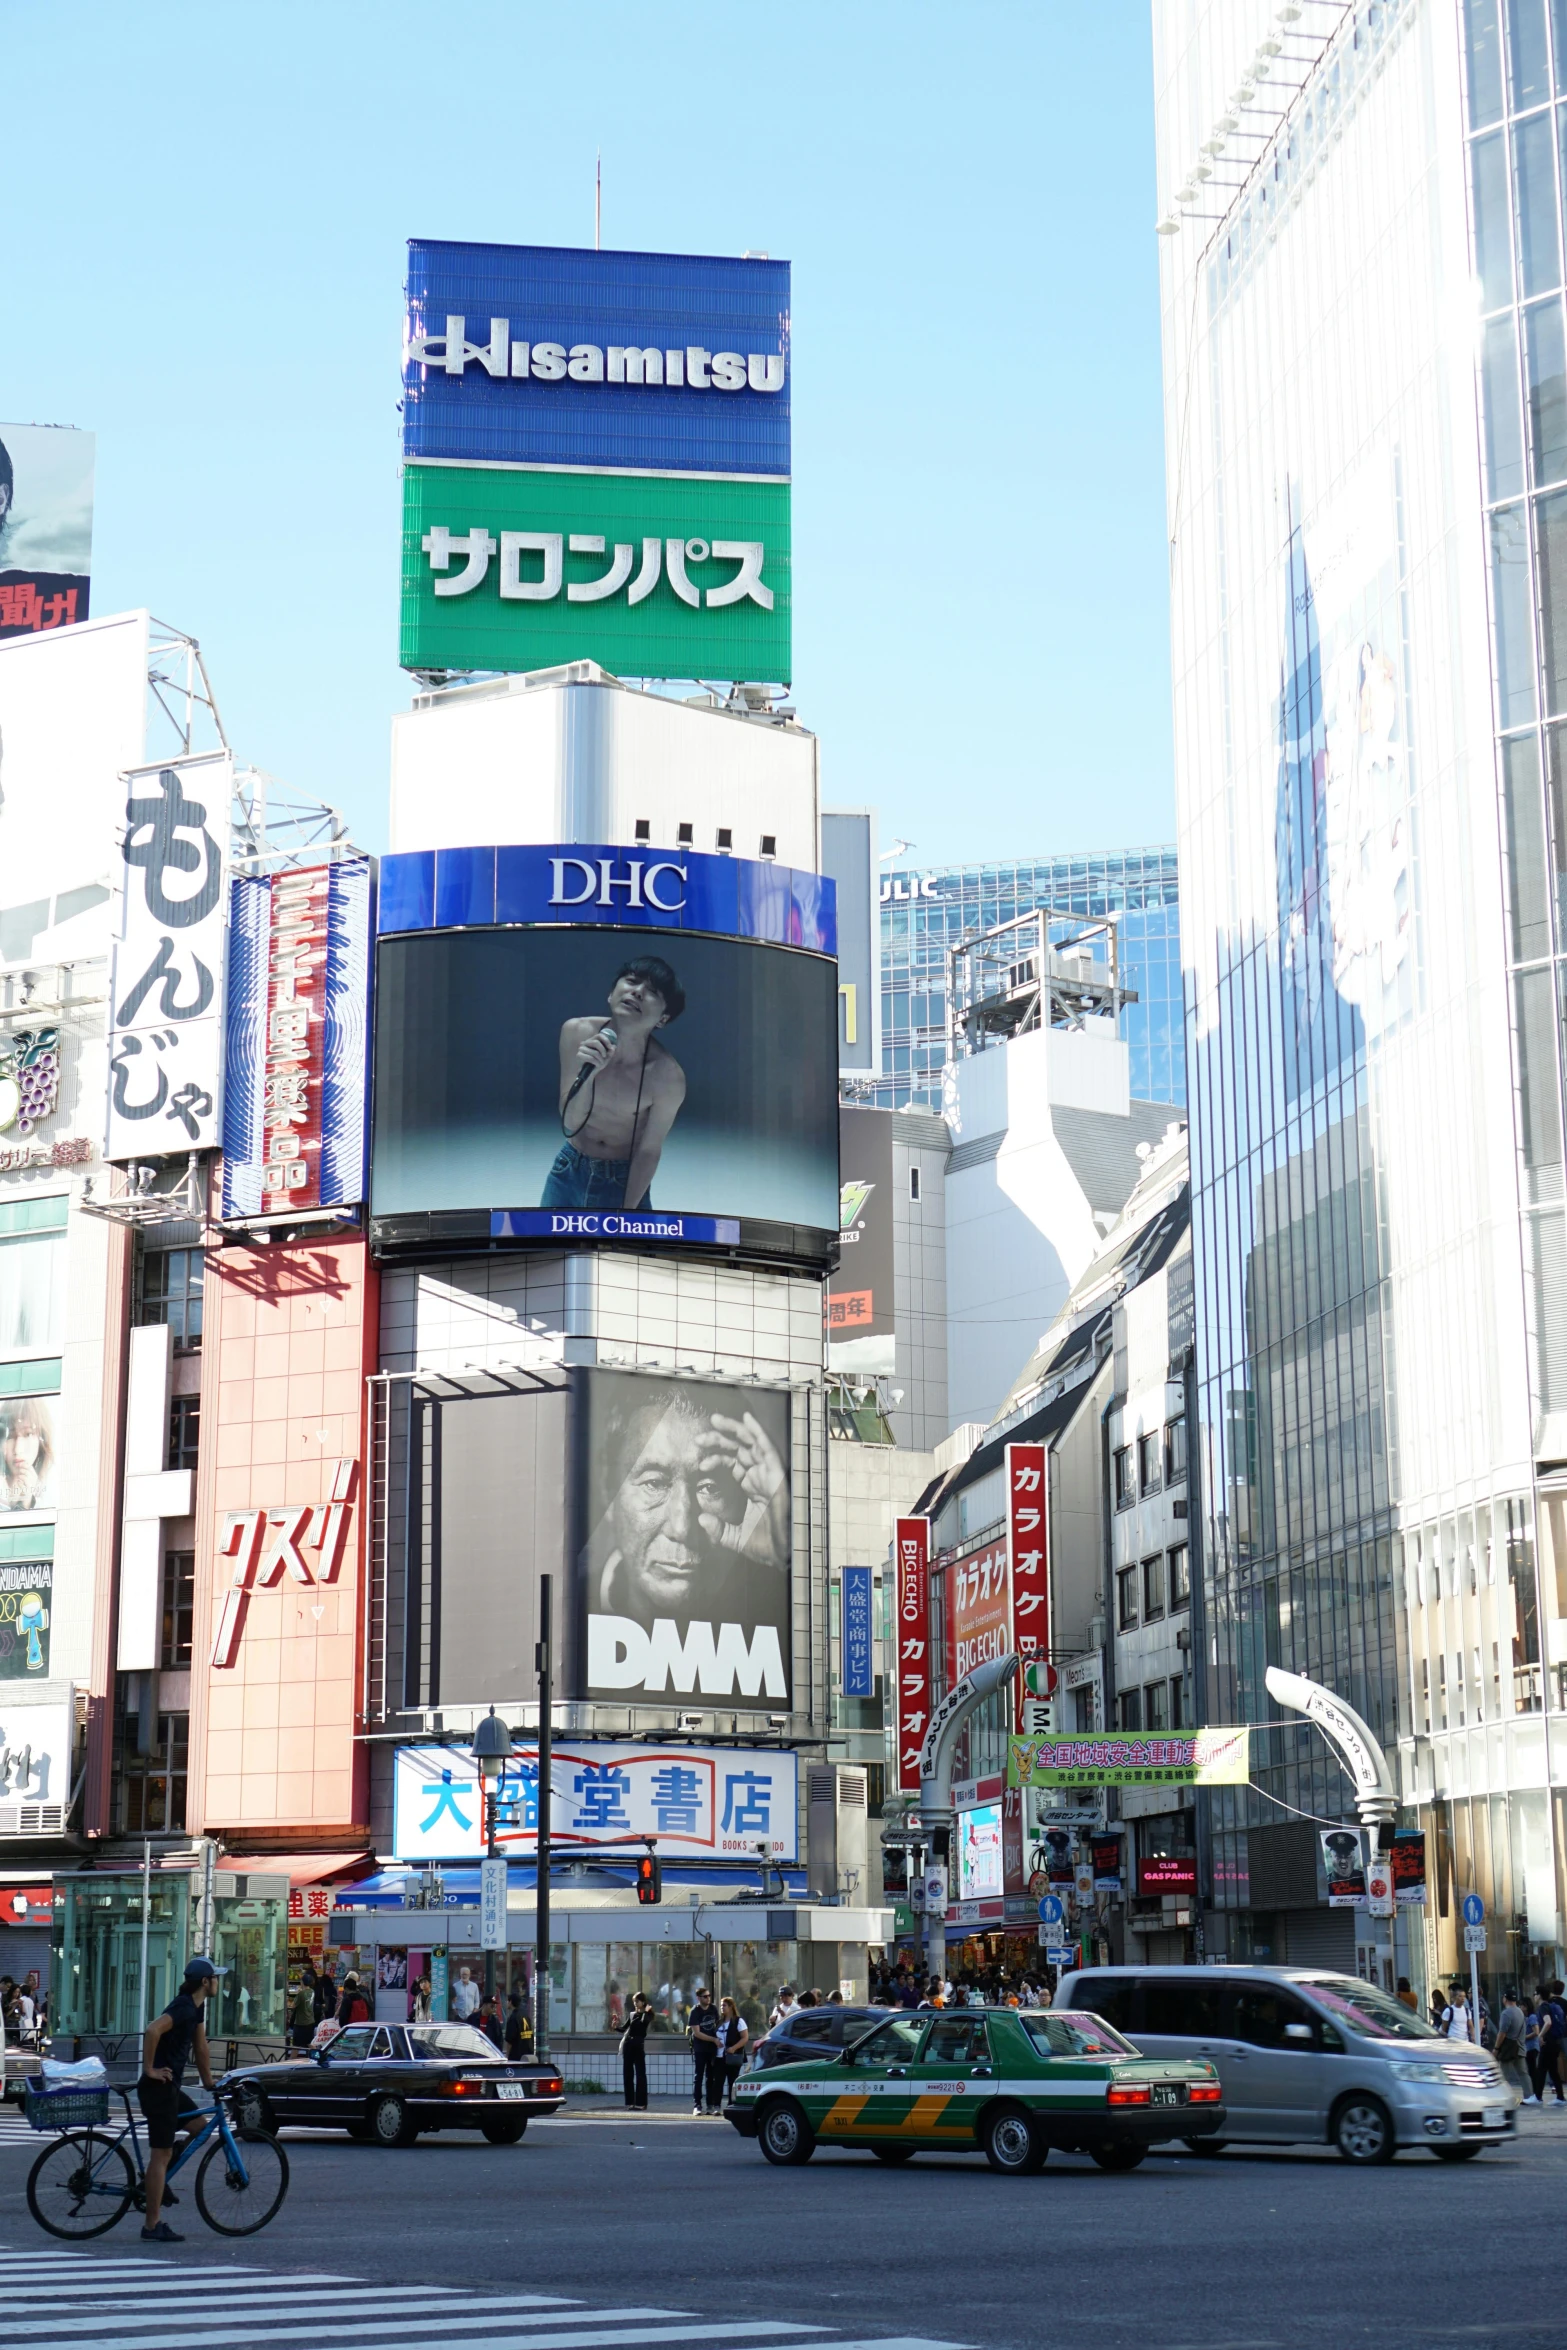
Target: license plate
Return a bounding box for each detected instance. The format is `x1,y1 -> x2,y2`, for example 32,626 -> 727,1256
1151,2085 -> 1178,2106
496,2083 -> 528,2102
1483,2106 -> 1505,2129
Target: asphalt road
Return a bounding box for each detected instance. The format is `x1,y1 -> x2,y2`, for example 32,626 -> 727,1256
3,2101 -> 1565,2350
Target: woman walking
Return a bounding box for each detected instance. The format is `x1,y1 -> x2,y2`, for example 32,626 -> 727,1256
716,1996 -> 749,2106
621,1990 -> 652,2110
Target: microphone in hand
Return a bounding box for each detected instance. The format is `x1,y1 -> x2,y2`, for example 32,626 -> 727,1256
566,1023 -> 617,1101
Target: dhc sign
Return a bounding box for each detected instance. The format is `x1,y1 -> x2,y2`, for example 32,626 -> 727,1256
378,841 -> 835,955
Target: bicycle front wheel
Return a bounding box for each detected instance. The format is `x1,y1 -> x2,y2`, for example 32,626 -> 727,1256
27,2130 -> 136,2239
195,2127 -> 289,2235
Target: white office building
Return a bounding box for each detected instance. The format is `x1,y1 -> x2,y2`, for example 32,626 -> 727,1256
1156,0 -> 1567,1985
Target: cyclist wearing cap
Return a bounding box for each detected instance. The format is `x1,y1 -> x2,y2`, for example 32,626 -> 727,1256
137,1956 -> 223,2242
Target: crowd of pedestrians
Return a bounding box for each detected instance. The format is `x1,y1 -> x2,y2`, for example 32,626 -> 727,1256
0,1971 -> 44,2045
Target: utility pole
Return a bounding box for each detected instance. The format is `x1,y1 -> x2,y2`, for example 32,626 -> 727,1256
535,1575 -> 553,2058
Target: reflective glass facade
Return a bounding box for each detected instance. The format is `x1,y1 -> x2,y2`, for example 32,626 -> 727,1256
867,851 -> 1184,1112
1157,0 -> 1563,1990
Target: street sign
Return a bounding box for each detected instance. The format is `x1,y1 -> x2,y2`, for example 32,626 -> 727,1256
1044,1945 -> 1071,1966
1464,1922 -> 1487,1954
1462,1892 -> 1485,1928
922,1865 -> 948,1917
480,1855 -> 508,1951
1038,1894 -> 1064,1925
1365,1854 -> 1396,1919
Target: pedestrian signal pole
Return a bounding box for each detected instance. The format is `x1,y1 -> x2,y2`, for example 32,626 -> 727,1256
535,1574 -> 552,2060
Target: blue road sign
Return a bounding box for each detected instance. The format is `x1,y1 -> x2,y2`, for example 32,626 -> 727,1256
1462,1892 -> 1485,1927
1038,1894 -> 1064,1925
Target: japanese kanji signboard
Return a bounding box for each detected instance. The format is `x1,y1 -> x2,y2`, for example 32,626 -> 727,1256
222,856 -> 372,1217
840,1563 -> 873,1700
106,753 -> 230,1161
1005,1440 -> 1048,1728
1007,1727 -> 1251,1789
894,1516 -> 930,1794
392,1740 -> 798,1861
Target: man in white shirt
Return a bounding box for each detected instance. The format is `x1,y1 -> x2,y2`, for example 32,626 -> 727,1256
769,1986 -> 797,2028
1443,1986 -> 1473,2041
453,1967 -> 480,2021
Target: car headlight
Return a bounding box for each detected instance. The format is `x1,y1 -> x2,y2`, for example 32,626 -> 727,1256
1391,2062 -> 1449,2083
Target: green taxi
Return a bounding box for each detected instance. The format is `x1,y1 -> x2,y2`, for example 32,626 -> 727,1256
726,2006 -> 1225,2174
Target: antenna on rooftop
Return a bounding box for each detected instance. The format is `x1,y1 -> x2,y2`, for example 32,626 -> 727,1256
595,152 -> 602,251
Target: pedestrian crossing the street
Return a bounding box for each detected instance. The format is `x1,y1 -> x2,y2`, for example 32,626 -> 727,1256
0,2247 -> 973,2350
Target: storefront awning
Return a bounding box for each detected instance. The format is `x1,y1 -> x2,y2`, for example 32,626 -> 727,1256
231,1852 -> 373,1888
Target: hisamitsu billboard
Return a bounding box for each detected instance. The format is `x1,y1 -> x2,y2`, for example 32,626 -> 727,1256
400,241 -> 791,683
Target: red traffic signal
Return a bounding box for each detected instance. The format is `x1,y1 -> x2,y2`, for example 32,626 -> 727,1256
636,1852 -> 662,1906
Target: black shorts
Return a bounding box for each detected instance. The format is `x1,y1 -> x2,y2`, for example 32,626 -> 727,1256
136,2078 -> 201,2151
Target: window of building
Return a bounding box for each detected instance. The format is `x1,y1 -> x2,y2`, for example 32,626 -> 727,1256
909,1165 -> 921,1202
1170,1674 -> 1187,1729
1144,1680 -> 1170,1733
1142,1553 -> 1166,1621
1118,1688 -> 1142,1732
1073,1683 -> 1096,1732
1169,1543 -> 1190,1608
139,1247 -> 204,1347
1164,1415 -> 1187,1483
160,1551 -> 194,1668
1113,1446 -> 1135,1508
1137,1431 -> 1161,1495
1116,1564 -> 1139,1630
112,1680 -> 189,1834
167,1395 -> 200,1472
0,1195 -> 68,1359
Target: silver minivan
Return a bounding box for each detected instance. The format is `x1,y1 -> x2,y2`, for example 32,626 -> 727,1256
1055,1964 -> 1519,2163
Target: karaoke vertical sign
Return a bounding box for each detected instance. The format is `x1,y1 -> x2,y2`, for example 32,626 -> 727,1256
1005,1442 -> 1048,1729
894,1516 -> 930,1794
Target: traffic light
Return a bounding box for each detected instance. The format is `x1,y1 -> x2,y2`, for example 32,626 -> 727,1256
636,1851 -> 662,1905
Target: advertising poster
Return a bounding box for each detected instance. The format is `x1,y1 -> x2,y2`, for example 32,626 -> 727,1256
372,925 -> 837,1234
957,1802 -> 1004,1901
1136,1855 -> 1197,1895
0,1393 -> 59,1515
393,1739 -> 798,1861
575,1369 -> 791,1712
894,1517 -> 930,1793
222,857 -> 372,1218
1091,1833 -> 1124,1894
0,1692 -> 71,1798
0,424 -> 93,639
1007,1727 -> 1250,1789
106,753 -> 231,1160
0,1557 -> 51,1678
950,1539 -> 1009,1682
1005,1440 -> 1048,1724
1321,1827 -> 1367,1907
827,1107 -> 895,1375
1391,1830 -> 1427,1906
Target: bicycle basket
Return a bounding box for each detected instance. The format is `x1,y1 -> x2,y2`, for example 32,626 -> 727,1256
24,2083 -> 110,2131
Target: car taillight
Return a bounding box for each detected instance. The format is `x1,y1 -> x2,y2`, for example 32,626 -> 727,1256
1107,2085 -> 1151,2107
441,2078 -> 484,2097
1187,2082 -> 1222,2103
540,2076 -> 563,2096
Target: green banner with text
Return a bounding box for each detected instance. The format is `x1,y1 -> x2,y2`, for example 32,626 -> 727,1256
400,463 -> 791,681
1007,1727 -> 1251,1789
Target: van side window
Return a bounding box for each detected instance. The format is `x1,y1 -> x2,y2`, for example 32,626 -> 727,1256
1064,1975 -> 1137,2033
1226,1986 -> 1316,2048
1141,1978 -> 1224,2037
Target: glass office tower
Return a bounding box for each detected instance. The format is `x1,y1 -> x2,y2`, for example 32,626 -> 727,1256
869,850 -> 1184,1111
1156,0 -> 1566,1988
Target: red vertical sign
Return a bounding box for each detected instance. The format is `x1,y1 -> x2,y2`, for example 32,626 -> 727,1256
261,865 -> 332,1207
894,1517 -> 931,1793
1006,1442 -> 1048,1726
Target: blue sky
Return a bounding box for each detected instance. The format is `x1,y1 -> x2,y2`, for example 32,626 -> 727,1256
6,2 -> 1172,868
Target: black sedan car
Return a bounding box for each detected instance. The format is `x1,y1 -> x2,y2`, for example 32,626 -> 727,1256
225,2021 -> 565,2146
750,2005 -> 887,2069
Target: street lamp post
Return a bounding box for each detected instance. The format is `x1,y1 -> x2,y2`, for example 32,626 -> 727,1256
535,1574 -> 553,2061
473,1706 -> 513,2007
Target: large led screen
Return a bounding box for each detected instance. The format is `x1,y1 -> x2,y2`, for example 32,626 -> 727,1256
574,1369 -> 791,1714
372,926 -> 838,1236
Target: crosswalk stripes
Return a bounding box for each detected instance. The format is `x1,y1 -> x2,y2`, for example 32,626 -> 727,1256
0,2247 -> 975,2350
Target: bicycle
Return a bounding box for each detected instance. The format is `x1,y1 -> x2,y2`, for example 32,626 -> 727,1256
26,2080 -> 289,2240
